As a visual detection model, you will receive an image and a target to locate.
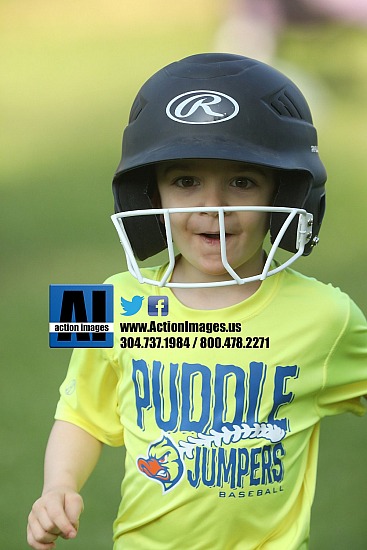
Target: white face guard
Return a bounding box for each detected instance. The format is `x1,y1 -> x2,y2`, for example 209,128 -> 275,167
111,206 -> 313,288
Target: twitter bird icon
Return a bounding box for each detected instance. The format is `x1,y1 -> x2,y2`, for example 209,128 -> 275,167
121,296 -> 144,316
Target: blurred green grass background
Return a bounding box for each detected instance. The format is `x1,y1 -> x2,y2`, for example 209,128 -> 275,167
1,1 -> 366,548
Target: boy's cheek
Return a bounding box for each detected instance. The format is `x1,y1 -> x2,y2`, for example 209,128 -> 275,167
237,211 -> 268,229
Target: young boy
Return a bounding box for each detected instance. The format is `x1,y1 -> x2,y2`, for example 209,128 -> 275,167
27,53 -> 367,549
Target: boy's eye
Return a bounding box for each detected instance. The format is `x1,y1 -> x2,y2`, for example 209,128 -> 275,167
173,176 -> 198,188
230,177 -> 256,189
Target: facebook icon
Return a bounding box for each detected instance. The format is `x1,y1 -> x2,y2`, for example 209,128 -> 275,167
148,296 -> 169,316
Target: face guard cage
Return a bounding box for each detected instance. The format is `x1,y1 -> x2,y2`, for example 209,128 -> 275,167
111,206 -> 313,288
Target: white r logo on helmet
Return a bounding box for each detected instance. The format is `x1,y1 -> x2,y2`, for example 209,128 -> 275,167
166,90 -> 239,124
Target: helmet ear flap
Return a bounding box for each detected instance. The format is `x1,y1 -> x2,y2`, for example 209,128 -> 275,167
270,173 -> 312,254
112,167 -> 167,261
303,186 -> 326,255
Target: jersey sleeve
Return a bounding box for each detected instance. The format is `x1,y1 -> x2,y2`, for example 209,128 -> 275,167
316,298 -> 367,417
55,347 -> 124,446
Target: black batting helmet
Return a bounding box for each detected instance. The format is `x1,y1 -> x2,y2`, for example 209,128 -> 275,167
113,53 -> 326,261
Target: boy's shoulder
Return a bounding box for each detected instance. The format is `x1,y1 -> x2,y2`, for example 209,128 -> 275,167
281,267 -> 361,323
283,267 -> 345,295
283,266 -> 345,298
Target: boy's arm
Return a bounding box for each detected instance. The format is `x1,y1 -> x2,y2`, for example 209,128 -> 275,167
27,420 -> 102,550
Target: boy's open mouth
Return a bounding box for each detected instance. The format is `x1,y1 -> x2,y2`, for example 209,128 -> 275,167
199,232 -> 232,244
201,233 -> 221,240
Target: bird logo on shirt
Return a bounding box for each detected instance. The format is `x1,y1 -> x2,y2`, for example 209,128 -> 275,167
137,435 -> 184,492
120,296 -> 144,316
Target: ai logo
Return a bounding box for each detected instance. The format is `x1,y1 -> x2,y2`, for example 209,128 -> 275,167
49,284 -> 114,348
166,90 -> 239,124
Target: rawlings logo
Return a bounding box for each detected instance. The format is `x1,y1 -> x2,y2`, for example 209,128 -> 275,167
166,90 -> 239,124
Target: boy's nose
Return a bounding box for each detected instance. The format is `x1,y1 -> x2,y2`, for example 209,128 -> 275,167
200,183 -> 227,216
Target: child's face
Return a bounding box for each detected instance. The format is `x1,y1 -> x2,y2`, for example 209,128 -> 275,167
156,159 -> 276,283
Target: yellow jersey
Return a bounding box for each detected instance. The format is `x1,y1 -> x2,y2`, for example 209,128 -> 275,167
55,265 -> 367,549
